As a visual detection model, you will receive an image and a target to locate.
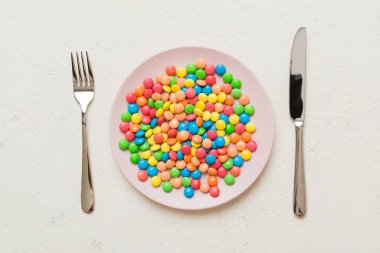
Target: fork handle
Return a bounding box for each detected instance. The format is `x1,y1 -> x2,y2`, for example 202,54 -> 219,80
81,112 -> 94,213
293,125 -> 306,217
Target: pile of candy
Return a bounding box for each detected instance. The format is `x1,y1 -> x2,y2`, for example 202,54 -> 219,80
118,59 -> 257,198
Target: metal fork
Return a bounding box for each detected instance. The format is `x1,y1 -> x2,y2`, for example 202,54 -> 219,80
71,52 -> 95,213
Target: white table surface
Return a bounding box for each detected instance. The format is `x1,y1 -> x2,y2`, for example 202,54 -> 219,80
1,0 -> 380,252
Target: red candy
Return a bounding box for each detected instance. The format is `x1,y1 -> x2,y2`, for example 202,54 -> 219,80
126,93 -> 137,103
209,186 -> 220,197
212,160 -> 222,169
209,149 -> 218,157
217,168 -> 228,178
157,116 -> 165,125
119,122 -> 130,133
205,64 -> 215,75
144,88 -> 153,99
230,166 -> 241,177
235,123 -> 245,134
169,150 -> 177,161
143,78 -> 154,89
141,116 -> 151,124
166,65 -> 176,76
187,97 -> 198,104
207,130 -> 217,140
222,84 -> 232,94
186,114 -> 196,121
181,144 -> 191,155
191,179 -> 200,189
137,170 -> 148,181
140,105 -> 150,116
223,105 -> 234,116
152,83 -> 163,93
205,102 -> 215,111
196,148 -> 206,159
125,131 -> 135,141
185,88 -> 196,98
154,133 -> 164,144
205,75 -> 216,85
246,140 -> 257,152
167,128 -> 177,138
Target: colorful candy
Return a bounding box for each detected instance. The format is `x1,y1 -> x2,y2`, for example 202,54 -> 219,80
118,59 -> 258,198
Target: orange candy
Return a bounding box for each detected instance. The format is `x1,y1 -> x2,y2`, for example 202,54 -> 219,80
187,163 -> 196,171
151,93 -> 162,101
229,132 -> 240,143
202,139 -> 212,149
135,85 -> 145,97
176,91 -> 186,101
196,80 -> 206,86
177,130 -> 189,141
130,123 -> 140,133
184,155 -> 192,163
177,78 -> 185,87
174,103 -> 184,113
162,93 -> 169,102
165,160 -> 175,169
169,119 -> 179,128
218,154 -> 229,163
207,175 -> 218,186
176,160 -> 186,169
200,183 -> 210,193
239,95 -> 250,105
164,111 -> 174,120
161,122 -> 169,133
196,117 -> 203,127
170,93 -> 177,103
228,147 -> 238,157
191,157 -> 200,167
196,59 -> 207,69
236,140 -> 246,151
214,102 -> 224,113
161,74 -> 171,85
225,95 -> 234,105
192,135 -> 202,143
157,161 -> 166,172
241,132 -> 251,143
156,74 -> 163,83
176,113 -> 186,121
199,163 -> 209,173
136,96 -> 147,106
172,178 -> 182,188
160,171 -> 170,181
212,84 -> 222,94
208,168 -> 217,176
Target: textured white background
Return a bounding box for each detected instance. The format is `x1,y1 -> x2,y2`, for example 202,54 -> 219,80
1,0 -> 380,252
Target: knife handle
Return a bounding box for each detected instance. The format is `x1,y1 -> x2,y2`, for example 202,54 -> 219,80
293,124 -> 306,217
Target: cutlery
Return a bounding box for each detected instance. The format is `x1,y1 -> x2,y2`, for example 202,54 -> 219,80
71,52 -> 95,213
290,28 -> 307,217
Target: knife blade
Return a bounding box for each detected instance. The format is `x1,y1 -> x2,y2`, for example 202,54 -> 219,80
290,27 -> 306,217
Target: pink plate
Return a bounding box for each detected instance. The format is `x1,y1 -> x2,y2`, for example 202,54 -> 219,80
110,47 -> 274,210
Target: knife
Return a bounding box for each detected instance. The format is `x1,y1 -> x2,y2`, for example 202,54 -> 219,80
290,27 -> 307,217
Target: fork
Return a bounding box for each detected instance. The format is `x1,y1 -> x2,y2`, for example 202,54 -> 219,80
71,52 -> 95,213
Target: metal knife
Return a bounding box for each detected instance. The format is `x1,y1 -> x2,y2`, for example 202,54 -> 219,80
290,27 -> 307,217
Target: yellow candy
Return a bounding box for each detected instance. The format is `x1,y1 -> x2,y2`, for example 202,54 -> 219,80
210,112 -> 219,122
171,142 -> 181,151
170,103 -> 176,113
163,101 -> 171,111
245,122 -> 256,133
191,141 -> 201,148
194,108 -> 203,117
229,114 -> 239,125
162,133 -> 168,141
171,85 -> 180,92
241,149 -> 252,160
148,156 -> 158,166
217,92 -> 227,103
191,147 -> 197,156
150,144 -> 161,152
150,176 -> 161,187
184,79 -> 195,88
131,113 -> 142,124
161,142 -> 170,152
163,85 -> 171,93
147,136 -> 156,145
145,129 -> 153,138
176,67 -> 187,78
198,93 -> 208,103
156,108 -> 164,117
224,137 -> 230,146
152,126 -> 161,134
207,93 -> 218,104
195,101 -> 205,110
140,150 -> 152,159
202,111 -> 211,121
215,120 -> 226,130
217,130 -> 225,137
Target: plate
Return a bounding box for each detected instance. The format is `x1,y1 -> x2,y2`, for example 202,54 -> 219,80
110,47 -> 274,210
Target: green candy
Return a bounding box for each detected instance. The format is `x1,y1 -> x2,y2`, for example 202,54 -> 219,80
139,141 -> 150,151
231,79 -> 242,89
153,150 -> 163,160
231,89 -> 242,99
121,112 -> 131,122
185,104 -> 194,114
197,127 -> 206,135
225,123 -> 235,134
234,104 -> 244,115
224,174 -> 235,185
186,64 -> 197,74
244,104 -> 255,115
222,73 -> 233,83
170,168 -> 180,178
128,142 -> 139,153
155,100 -> 164,109
223,158 -> 233,170
170,76 -> 177,86
195,69 -> 206,80
130,153 -> 140,164
162,181 -> 173,192
182,177 -> 191,187
140,124 -> 150,131
118,139 -> 129,150
148,98 -> 155,108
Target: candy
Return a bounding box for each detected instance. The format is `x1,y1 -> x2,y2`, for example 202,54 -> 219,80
118,59 -> 258,199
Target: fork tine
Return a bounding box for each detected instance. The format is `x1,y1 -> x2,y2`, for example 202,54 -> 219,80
86,52 -> 94,87
71,52 -> 78,87
81,52 -> 89,86
76,52 -> 84,87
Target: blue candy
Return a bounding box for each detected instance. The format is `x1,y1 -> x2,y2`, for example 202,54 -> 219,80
203,120 -> 212,129
181,168 -> 191,177
215,64 -> 226,75
161,152 -> 169,162
178,122 -> 189,131
137,159 -> 148,170
177,150 -> 184,160
181,87 -> 187,92
219,114 -> 229,123
239,113 -> 250,124
184,187 -> 194,198
135,137 -> 145,145
202,133 -> 208,139
186,74 -> 197,82
191,169 -> 201,179
127,103 -> 139,114
150,118 -> 157,128
147,166 -> 158,176
189,124 -> 199,134
211,141 -> 217,149
215,136 -> 226,147
194,85 -> 202,95
135,130 -> 145,138
205,154 -> 216,164
202,85 -> 212,95
233,156 -> 244,167
210,124 -> 217,131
